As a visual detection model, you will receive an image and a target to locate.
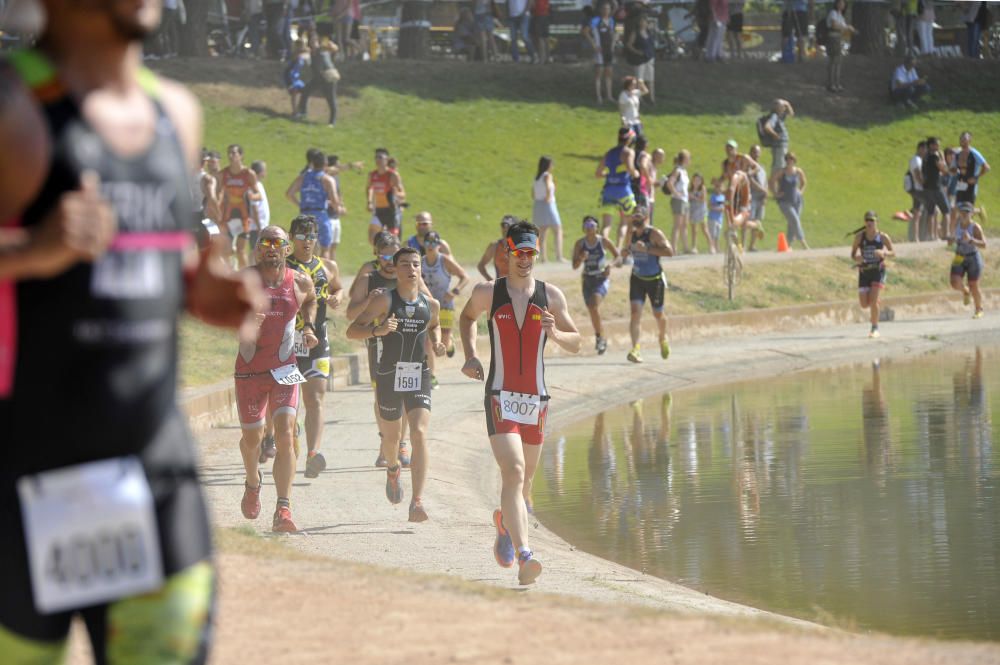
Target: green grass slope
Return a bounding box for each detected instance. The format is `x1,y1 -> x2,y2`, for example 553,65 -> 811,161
157,56 -> 1000,272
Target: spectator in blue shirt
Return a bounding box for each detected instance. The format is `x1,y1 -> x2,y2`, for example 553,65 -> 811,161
890,55 -> 930,108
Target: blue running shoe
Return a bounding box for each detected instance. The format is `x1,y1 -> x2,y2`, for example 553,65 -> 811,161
492,509 -> 515,568
398,441 -> 411,468
517,550 -> 542,585
385,466 -> 404,505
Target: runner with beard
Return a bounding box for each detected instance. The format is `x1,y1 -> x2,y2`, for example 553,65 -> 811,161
347,247 -> 446,521
0,2 -> 262,660
459,221 -> 581,585
620,205 -> 674,363
218,143 -> 260,269
286,215 -> 343,478
235,227 -> 318,533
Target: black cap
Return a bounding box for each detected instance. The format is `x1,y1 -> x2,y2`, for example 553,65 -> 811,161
423,231 -> 442,245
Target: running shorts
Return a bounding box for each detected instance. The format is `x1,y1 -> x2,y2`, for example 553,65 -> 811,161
599,190 -> 637,214
226,208 -> 247,238
630,271 -> 666,311
234,372 -> 300,428
439,305 -> 455,329
582,274 -> 610,306
955,185 -> 977,206
375,366 -> 432,421
858,267 -> 887,292
297,355 -> 331,380
484,394 -> 548,445
367,338 -> 380,384
951,253 -> 983,281
371,207 -> 398,235
328,216 -> 342,245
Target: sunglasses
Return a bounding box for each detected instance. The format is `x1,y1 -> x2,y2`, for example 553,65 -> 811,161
378,253 -> 396,261
258,238 -> 289,249
294,233 -> 318,241
864,218 -> 877,222
509,248 -> 538,258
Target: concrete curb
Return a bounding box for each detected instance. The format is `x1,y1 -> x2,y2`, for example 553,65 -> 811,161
179,289 -> 998,429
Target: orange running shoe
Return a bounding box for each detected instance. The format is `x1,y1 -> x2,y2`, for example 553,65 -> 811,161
241,470 -> 262,519
493,509 -> 515,568
272,506 -> 298,533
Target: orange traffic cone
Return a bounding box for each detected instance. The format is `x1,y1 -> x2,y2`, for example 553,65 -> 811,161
777,232 -> 790,252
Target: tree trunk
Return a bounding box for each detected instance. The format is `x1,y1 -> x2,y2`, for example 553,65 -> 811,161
851,0 -> 889,56
398,0 -> 430,59
180,0 -> 210,57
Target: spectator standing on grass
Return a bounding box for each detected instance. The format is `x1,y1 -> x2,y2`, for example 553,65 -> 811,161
264,0 -> 288,59
285,39 -> 310,116
962,2 -> 989,60
475,0 -> 500,61
585,0 -> 617,103
726,0 -> 745,59
920,136 -> 950,241
508,0 -> 537,63
159,0 -> 180,57
955,131 -> 991,211
691,0 -> 712,60
665,150 -> 691,254
905,140 -> 926,241
890,54 -> 929,108
761,98 -> 794,175
771,152 -> 809,249
689,174 -> 711,253
893,0 -> 917,57
625,14 -> 657,103
747,144 -> 768,251
916,0 -> 935,55
532,0 -> 552,64
533,156 -> 565,262
299,36 -> 340,127
618,76 -> 648,135
707,178 -> 726,253
825,0 -> 855,93
781,0 -> 809,63
649,148 -> 667,226
454,8 -> 479,59
705,0 -> 728,62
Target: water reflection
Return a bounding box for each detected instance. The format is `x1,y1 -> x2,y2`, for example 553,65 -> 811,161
537,348 -> 1000,641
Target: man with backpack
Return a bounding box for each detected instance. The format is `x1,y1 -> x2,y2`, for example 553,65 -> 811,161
757,98 -> 794,175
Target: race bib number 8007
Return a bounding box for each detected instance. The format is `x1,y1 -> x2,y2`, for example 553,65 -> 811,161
17,456 -> 164,614
499,391 -> 541,425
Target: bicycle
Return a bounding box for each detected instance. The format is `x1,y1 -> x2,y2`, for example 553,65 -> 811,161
722,226 -> 743,301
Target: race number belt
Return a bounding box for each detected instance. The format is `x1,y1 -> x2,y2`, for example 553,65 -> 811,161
498,390 -> 542,425
17,456 -> 164,614
270,363 -> 307,385
394,362 -> 422,392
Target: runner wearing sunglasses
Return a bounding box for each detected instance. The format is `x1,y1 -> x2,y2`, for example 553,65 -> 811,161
459,221 -> 581,585
286,215 -> 344,478
235,226 -> 318,533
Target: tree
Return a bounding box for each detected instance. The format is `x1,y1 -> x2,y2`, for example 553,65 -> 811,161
851,0 -> 889,56
180,0 -> 210,56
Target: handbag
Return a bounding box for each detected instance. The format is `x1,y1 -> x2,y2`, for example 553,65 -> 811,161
322,66 -> 341,83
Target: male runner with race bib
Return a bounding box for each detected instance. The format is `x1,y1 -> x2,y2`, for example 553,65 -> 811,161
235,226 -> 317,533
459,221 -> 581,585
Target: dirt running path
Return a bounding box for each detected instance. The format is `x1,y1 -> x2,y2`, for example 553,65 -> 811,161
186,309 -> 1000,663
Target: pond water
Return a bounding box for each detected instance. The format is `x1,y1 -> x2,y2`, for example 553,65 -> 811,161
534,348 -> 1000,640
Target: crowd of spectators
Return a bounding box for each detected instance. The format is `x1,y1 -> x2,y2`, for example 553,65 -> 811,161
903,131 -> 990,243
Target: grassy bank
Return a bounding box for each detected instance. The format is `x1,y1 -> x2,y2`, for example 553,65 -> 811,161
180,247 -> 997,387
156,56 -> 999,275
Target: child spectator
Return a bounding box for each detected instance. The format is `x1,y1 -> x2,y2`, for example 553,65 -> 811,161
284,39 -> 310,117
707,177 -> 726,254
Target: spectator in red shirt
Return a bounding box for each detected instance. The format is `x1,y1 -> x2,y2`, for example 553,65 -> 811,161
531,0 -> 552,64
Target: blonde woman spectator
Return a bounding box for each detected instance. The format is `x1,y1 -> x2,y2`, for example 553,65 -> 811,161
688,173 -> 711,253
532,155 -> 564,261
625,14 -> 657,103
618,76 -> 649,136
665,150 -> 692,253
